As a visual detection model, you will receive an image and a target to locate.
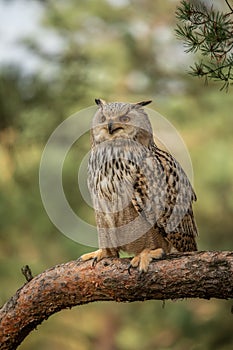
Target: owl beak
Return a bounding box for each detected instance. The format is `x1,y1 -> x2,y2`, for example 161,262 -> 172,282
108,120 -> 123,135
108,121 -> 114,134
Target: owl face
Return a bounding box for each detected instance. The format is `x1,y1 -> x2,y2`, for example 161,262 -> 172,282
91,99 -> 153,146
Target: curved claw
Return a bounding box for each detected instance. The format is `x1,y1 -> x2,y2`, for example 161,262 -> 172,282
92,257 -> 98,267
127,263 -> 147,276
127,264 -> 133,275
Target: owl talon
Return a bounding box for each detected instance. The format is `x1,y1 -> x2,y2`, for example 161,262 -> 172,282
92,257 -> 98,267
129,248 -> 165,273
127,263 -> 146,276
127,264 -> 133,275
80,248 -> 119,267
80,249 -> 104,266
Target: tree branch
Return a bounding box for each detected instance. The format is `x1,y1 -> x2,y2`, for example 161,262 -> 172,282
0,251 -> 233,350
175,0 -> 233,90
225,0 -> 233,15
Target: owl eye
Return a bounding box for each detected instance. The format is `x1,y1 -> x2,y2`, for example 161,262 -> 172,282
100,115 -> 106,123
119,115 -> 130,123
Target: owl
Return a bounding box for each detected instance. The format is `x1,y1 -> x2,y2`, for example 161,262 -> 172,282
81,99 -> 198,272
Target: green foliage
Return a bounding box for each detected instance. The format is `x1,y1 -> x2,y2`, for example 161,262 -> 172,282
176,0 -> 233,90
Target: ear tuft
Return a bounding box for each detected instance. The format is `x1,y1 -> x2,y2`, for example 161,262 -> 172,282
135,100 -> 152,108
95,98 -> 106,107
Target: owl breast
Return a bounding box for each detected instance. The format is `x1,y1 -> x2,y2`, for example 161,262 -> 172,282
88,137 -> 153,200
87,138 -> 165,250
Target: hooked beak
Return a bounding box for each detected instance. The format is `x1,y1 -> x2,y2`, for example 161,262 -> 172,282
108,120 -> 114,134
107,121 -> 123,135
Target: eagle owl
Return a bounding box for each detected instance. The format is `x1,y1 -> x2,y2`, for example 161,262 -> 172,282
81,99 -> 198,272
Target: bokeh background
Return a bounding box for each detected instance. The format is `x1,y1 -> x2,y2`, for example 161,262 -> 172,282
0,0 -> 233,349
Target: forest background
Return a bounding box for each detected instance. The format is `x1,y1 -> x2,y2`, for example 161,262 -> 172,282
0,0 -> 232,349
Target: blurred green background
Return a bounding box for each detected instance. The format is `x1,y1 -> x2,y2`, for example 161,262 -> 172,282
0,0 -> 233,349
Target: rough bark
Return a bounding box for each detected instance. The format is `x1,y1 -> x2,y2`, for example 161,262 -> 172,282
0,251 -> 233,350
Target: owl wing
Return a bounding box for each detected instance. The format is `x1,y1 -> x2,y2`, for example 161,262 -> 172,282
131,145 -> 198,252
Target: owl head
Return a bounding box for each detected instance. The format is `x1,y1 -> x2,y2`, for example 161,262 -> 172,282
91,99 -> 153,147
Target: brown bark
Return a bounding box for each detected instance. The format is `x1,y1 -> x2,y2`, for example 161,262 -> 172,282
0,251 -> 233,350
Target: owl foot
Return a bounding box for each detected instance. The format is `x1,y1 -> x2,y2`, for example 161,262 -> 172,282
80,248 -> 118,267
128,248 -> 165,274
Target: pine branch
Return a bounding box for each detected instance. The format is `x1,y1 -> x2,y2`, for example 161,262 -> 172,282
0,251 -> 233,350
226,0 -> 233,14
175,0 -> 233,90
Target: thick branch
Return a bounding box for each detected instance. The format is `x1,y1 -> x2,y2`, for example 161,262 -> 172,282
0,251 -> 233,350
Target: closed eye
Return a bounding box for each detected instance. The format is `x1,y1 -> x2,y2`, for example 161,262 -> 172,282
119,115 -> 130,122
100,115 -> 106,123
